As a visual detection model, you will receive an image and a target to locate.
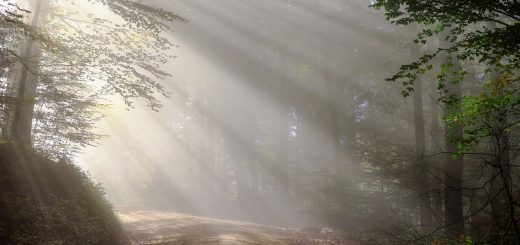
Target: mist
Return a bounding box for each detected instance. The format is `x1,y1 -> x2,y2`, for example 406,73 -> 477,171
82,0 -> 417,235
2,0 -> 519,244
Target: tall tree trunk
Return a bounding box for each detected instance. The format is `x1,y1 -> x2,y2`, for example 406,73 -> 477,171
206,110 -> 216,193
273,31 -> 290,200
236,159 -> 251,205
410,35 -> 434,231
488,21 -> 503,229
438,33 -> 464,237
277,77 -> 290,199
9,0 -> 48,150
197,92 -> 206,194
485,22 -> 519,242
330,92 -> 345,203
443,59 -> 464,237
230,133 -> 251,205
196,103 -> 204,194
248,157 -> 258,198
322,58 -> 344,204
316,0 -> 344,204
430,78 -> 444,225
413,77 -> 434,231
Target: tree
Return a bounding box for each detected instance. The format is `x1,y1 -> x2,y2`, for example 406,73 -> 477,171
373,0 -> 520,242
0,2 -> 189,242
9,0 -> 49,152
0,1 -> 51,140
411,33 -> 434,232
439,38 -> 464,237
2,0 -> 186,158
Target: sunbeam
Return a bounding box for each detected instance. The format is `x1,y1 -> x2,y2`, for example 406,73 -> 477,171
2,0 -> 519,243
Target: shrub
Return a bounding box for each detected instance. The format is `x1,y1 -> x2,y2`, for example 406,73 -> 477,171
0,144 -> 125,244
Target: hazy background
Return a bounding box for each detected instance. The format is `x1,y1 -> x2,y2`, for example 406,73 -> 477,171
78,0 -> 421,230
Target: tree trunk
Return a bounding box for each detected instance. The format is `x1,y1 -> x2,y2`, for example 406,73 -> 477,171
430,78 -> 444,225
274,35 -> 290,200
9,0 -> 49,150
409,31 -> 434,231
484,22 -> 519,242
236,161 -> 251,205
438,33 -> 464,237
277,80 -> 290,198
206,110 -> 216,193
443,60 -> 464,237
413,77 -> 434,231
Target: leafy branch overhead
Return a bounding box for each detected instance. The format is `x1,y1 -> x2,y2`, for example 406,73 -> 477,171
46,0 -> 187,110
1,0 -> 186,158
372,0 -> 520,155
372,0 -> 519,96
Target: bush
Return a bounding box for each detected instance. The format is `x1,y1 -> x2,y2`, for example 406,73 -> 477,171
0,144 -> 125,244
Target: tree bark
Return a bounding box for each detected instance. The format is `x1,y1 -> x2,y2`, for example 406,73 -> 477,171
430,78 -> 444,226
413,77 -> 434,231
9,0 -> 49,150
438,33 -> 464,237
443,60 -> 464,237
409,30 -> 434,231
277,77 -> 290,199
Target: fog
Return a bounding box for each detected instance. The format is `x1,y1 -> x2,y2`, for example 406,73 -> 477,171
76,0 -> 423,232
2,0 -> 518,243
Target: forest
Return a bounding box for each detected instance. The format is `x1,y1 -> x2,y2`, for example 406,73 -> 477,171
0,0 -> 519,244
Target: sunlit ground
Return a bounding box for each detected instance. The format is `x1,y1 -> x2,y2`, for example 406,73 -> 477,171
121,210 -> 352,244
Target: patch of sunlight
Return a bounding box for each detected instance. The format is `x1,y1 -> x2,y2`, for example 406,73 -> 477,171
118,210 -> 187,223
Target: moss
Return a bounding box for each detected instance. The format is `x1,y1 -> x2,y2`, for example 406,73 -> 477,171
0,144 -> 125,244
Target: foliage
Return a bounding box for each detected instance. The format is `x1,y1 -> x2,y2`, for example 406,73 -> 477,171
0,0 -> 186,158
36,0 -> 185,157
0,0 -> 187,241
0,2 -> 44,86
373,0 -> 520,242
445,75 -> 520,155
372,0 -> 519,98
0,144 -> 125,244
371,0 -> 520,168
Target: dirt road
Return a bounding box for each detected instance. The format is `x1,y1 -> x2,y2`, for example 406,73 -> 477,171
120,210 -> 355,245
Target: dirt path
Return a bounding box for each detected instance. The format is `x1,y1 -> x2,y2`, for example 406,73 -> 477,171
120,210 -> 355,245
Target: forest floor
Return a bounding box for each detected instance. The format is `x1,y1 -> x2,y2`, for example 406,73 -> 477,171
120,210 -> 357,244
